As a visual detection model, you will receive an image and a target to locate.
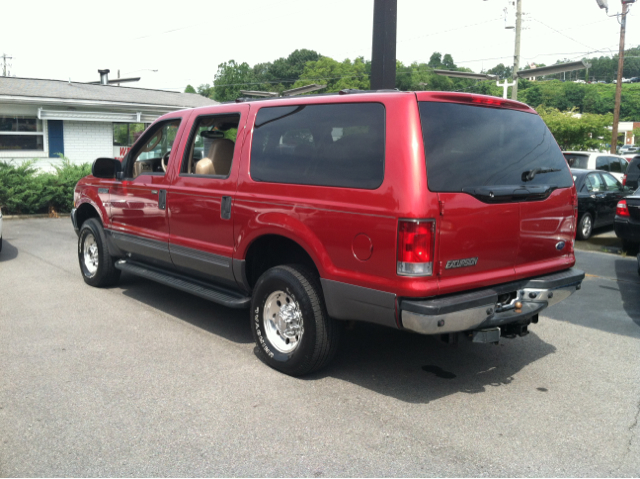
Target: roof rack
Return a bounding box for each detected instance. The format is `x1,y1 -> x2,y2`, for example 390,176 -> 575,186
231,88 -> 403,104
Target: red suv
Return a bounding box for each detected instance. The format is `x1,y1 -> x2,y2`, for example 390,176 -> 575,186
72,90 -> 584,376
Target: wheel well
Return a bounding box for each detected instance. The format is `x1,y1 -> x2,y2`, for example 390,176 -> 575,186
76,203 -> 101,229
245,235 -> 319,288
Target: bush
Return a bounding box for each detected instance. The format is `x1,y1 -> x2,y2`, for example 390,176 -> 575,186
0,156 -> 91,215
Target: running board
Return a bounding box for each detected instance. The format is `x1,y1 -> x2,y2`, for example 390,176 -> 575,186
115,260 -> 251,309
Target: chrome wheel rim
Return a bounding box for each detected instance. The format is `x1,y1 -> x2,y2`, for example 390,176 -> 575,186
82,233 -> 99,276
582,216 -> 592,238
263,290 -> 303,353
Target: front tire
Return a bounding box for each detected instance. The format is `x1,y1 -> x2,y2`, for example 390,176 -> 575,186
577,213 -> 593,240
251,265 -> 341,376
78,218 -> 121,287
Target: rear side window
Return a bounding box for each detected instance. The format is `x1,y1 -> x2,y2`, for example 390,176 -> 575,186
419,102 -> 573,191
596,157 -> 610,171
610,158 -> 622,173
250,103 -> 385,189
564,154 -> 589,169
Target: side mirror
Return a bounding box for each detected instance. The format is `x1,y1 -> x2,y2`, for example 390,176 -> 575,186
92,158 -> 122,179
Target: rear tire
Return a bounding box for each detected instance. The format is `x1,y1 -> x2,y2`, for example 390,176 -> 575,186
78,218 -> 121,287
577,213 -> 593,240
251,265 -> 341,376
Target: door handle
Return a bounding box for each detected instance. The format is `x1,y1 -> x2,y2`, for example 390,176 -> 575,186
158,190 -> 167,210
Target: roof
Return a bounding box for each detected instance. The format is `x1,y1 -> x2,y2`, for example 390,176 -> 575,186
0,76 -> 217,109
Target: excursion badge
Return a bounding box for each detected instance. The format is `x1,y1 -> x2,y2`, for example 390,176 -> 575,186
445,257 -> 479,269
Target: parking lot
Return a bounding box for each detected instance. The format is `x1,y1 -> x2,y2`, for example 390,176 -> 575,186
1,218 -> 639,477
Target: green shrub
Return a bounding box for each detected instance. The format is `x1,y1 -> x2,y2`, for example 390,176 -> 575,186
0,156 -> 91,215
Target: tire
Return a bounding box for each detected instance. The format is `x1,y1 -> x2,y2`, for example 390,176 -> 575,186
577,213 -> 593,240
78,218 -> 121,287
251,265 -> 341,376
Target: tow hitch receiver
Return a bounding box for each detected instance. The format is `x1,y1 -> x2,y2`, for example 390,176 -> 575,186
471,328 -> 501,344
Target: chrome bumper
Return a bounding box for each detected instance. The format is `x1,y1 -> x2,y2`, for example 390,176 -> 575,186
400,268 -> 585,335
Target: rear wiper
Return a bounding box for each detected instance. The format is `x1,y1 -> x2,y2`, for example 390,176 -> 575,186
521,167 -> 561,182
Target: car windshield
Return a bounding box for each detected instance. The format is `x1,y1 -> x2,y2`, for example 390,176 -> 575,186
564,154 -> 589,169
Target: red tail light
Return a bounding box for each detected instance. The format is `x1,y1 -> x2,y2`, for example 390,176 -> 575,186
622,174 -> 627,187
397,220 -> 435,276
616,199 -> 630,217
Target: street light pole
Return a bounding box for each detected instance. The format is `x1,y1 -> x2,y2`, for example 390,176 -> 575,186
511,0 -> 522,100
611,3 -> 629,153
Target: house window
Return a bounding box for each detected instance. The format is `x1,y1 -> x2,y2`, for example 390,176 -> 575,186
0,116 -> 44,151
113,123 -> 147,160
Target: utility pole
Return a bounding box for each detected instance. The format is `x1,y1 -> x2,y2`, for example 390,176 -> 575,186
611,3 -> 629,153
511,0 -> 523,100
1,53 -> 12,76
371,0 -> 397,90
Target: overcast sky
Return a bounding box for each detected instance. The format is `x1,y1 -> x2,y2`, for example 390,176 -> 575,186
2,0 -> 639,92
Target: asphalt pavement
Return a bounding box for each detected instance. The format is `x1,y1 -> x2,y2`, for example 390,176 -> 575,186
0,218 -> 639,477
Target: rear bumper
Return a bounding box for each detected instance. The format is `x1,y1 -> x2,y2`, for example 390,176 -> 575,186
614,217 -> 640,243
400,268 -> 585,335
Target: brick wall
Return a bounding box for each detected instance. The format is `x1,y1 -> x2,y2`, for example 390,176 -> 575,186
63,121 -> 113,164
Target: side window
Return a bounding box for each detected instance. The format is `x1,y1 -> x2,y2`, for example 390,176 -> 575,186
610,158 -> 622,173
582,175 -> 594,192
129,119 -> 181,178
589,174 -> 605,192
181,114 -> 240,177
602,173 -> 622,191
250,103 -> 385,189
596,156 -> 610,171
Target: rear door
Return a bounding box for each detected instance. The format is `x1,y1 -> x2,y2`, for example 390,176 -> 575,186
418,98 -> 575,293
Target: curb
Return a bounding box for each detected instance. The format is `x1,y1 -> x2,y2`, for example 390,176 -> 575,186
3,214 -> 71,220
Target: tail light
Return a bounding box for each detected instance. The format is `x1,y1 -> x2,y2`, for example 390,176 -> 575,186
622,174 -> 627,187
397,219 -> 435,276
616,199 -> 630,217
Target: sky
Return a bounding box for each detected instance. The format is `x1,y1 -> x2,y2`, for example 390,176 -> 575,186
1,0 -> 639,92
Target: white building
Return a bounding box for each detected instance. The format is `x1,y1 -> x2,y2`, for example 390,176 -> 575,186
0,72 -> 216,170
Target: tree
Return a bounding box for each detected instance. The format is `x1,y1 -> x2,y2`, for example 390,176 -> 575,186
184,84 -> 196,94
537,106 -> 612,151
487,63 -> 513,79
292,56 -> 369,92
213,60 -> 255,102
428,53 -> 442,69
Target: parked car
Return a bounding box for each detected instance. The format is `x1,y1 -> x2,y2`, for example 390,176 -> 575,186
572,168 -> 629,240
72,90 -> 585,376
614,186 -> 640,251
622,155 -> 640,190
563,151 -> 628,182
619,145 -> 640,155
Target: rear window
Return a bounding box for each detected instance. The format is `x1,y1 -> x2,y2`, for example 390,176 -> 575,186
564,154 -> 589,169
419,102 -> 573,191
250,103 -> 385,189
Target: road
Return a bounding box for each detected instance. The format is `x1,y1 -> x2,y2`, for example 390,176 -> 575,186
1,218 -> 639,477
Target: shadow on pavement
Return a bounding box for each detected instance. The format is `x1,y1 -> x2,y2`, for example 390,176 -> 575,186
306,322 -> 556,403
0,239 -> 18,262
116,272 -> 253,345
114,273 -> 557,403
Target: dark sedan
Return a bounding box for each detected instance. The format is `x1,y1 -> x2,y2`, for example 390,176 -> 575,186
572,168 -> 629,240
614,185 -> 640,251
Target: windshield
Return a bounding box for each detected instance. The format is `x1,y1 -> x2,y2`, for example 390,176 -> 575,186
419,102 -> 573,192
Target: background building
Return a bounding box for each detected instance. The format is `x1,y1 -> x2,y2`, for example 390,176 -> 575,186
0,73 -> 216,170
